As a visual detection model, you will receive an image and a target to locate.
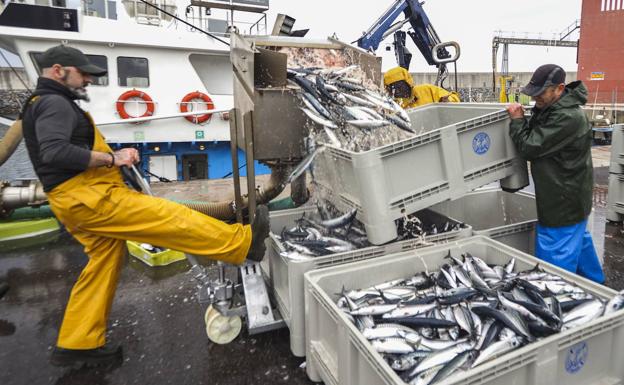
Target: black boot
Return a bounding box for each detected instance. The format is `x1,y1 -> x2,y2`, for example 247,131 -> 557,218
0,282 -> 9,300
246,205 -> 270,262
50,344 -> 123,368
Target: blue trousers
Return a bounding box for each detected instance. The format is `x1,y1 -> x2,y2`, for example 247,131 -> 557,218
536,219 -> 605,284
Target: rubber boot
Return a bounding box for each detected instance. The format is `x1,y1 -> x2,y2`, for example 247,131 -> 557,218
246,205 -> 270,262
50,344 -> 123,368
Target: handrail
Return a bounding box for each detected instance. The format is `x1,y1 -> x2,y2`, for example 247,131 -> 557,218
0,110 -> 229,127
97,108 -> 229,125
559,19 -> 580,41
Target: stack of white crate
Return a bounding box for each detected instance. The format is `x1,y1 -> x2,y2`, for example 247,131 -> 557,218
607,124 -> 624,221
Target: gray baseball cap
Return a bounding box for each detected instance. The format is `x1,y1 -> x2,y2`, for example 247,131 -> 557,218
39,45 -> 107,76
521,64 -> 566,96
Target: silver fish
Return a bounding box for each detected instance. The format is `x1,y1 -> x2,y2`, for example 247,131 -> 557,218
410,341 -> 474,376
299,107 -> 337,129
283,146 -> 325,186
563,299 -> 605,329
350,304 -> 397,316
472,336 -> 522,368
372,338 -> 414,354
604,290 -> 624,315
429,350 -> 477,384
383,303 -> 438,319
320,208 -> 357,229
346,119 -> 389,129
409,366 -> 443,385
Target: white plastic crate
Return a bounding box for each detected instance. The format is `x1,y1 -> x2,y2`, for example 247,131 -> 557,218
609,124 -> 624,173
265,206 -> 471,357
607,173 -> 624,222
304,236 -> 624,385
314,103 -> 529,245
431,187 -> 537,254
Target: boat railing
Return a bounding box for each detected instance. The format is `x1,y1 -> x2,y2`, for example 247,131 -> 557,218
183,10 -> 267,36
97,108 -> 229,126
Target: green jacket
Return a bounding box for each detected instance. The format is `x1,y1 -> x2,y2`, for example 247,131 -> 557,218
509,81 -> 593,227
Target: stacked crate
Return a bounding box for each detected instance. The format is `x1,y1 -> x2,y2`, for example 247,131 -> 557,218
607,124 -> 624,221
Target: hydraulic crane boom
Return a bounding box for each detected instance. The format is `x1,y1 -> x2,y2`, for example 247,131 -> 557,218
356,0 -> 459,87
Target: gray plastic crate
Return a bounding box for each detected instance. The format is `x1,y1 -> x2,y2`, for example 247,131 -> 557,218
431,187 -> 537,254
314,103 -> 528,245
610,124 -> 624,173
304,236 -> 624,385
607,173 -> 624,222
266,206 -> 471,357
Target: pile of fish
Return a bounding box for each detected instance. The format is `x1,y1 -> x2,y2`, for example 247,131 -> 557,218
336,253 -> 624,385
275,201 -> 465,261
288,65 -> 415,152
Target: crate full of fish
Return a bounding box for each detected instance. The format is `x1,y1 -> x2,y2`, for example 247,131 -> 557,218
431,187 -> 537,255
265,204 -> 471,357
304,236 -> 624,385
311,103 -> 529,245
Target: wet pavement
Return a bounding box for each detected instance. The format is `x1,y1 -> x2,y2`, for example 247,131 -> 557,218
0,237 -> 311,385
2,166 -> 624,385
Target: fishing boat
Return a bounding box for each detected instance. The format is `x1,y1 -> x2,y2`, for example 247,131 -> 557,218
0,0 -> 272,182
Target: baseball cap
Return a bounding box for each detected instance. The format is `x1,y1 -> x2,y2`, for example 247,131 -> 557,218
38,45 -> 107,76
521,64 -> 566,96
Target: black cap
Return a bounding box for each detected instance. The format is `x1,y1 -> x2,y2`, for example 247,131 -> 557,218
521,64 -> 566,96
39,45 -> 107,76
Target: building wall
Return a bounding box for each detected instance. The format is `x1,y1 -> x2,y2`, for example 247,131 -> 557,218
578,0 -> 624,104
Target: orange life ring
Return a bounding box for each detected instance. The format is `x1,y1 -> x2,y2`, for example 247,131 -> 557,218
116,89 -> 155,119
180,91 -> 214,124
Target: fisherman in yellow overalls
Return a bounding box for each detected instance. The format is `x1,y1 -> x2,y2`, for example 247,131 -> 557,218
383,67 -> 461,109
21,45 -> 270,367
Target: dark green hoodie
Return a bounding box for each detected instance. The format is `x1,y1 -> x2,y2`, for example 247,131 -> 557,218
509,81 -> 593,227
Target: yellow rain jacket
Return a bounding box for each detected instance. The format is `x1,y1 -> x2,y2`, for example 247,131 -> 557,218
45,115 -> 252,349
383,67 -> 460,109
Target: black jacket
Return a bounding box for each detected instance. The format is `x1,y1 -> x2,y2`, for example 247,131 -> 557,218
509,81 -> 593,227
22,78 -> 93,192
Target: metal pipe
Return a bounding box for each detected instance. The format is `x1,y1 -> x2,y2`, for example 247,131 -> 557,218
0,180 -> 47,217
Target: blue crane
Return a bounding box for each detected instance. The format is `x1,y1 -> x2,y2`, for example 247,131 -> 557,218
356,0 -> 459,87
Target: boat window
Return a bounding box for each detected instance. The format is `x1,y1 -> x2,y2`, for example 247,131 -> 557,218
29,52 -> 109,86
121,0 -> 176,23
81,0 -> 117,20
117,57 -> 149,87
86,55 -> 108,86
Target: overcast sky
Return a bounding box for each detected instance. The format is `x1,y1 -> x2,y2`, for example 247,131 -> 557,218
264,0 -> 583,73
0,0 -> 582,73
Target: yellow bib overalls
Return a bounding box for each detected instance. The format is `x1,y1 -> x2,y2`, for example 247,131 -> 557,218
46,117 -> 251,349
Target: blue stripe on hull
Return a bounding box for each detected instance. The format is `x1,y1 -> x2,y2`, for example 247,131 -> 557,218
109,141 -> 271,181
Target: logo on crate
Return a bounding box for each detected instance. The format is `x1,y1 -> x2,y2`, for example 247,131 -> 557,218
565,341 -> 588,374
472,132 -> 490,155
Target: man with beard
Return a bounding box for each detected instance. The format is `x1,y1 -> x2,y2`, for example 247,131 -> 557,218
506,64 -> 604,283
21,45 -> 269,367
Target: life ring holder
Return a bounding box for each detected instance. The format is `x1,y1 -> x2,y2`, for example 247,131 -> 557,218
179,91 -> 215,124
116,89 -> 155,121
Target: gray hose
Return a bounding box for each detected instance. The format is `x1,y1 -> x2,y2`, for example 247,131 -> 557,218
0,120 -> 23,167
